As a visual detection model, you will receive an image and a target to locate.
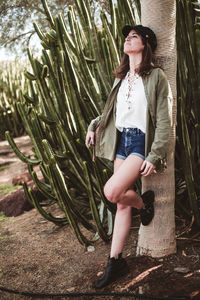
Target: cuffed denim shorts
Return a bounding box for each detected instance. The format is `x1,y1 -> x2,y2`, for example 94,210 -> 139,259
115,128 -> 145,160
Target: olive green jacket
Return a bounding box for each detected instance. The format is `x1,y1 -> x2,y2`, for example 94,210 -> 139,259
88,68 -> 173,172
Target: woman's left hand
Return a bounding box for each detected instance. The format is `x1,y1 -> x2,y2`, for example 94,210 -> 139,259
140,160 -> 155,176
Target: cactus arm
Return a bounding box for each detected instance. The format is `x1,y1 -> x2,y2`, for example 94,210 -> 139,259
24,71 -> 37,81
83,161 -> 110,242
47,163 -> 92,246
5,131 -> 41,165
27,186 -> 68,225
41,0 -> 55,28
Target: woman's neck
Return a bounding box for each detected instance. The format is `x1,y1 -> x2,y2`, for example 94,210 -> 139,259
128,53 -> 142,74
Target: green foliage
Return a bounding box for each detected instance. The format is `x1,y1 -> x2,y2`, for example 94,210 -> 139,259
5,0 -> 139,246
0,0 -> 110,58
176,0 -> 200,226
0,183 -> 20,195
0,61 -> 30,140
0,212 -> 6,222
4,0 -> 200,247
0,233 -> 15,241
0,164 -> 10,172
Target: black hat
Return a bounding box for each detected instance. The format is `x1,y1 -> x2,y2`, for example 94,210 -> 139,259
122,24 -> 157,52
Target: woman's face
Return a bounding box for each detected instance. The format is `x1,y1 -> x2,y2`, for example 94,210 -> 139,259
124,30 -> 144,55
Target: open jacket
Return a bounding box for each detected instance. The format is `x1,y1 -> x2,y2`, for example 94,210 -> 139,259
88,67 -> 173,173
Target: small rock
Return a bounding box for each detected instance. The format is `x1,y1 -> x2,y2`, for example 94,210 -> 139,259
87,246 -> 95,252
97,271 -> 103,277
158,258 -> 163,262
164,270 -> 171,274
138,286 -> 144,294
0,182 -> 46,217
174,267 -> 190,273
66,287 -> 75,292
182,250 -> 187,256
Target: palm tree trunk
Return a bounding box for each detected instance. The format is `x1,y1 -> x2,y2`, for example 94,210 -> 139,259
137,0 -> 177,257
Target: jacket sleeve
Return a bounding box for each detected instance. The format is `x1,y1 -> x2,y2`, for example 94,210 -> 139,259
87,115 -> 102,132
145,69 -> 173,167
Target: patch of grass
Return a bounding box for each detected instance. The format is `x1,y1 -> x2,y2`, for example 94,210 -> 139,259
0,164 -> 10,172
0,214 -> 15,239
0,233 -> 15,241
0,212 -> 6,222
0,183 -> 20,195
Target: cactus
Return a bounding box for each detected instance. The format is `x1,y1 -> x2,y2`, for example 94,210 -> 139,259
0,61 -> 30,139
176,0 -> 200,226
4,0 -> 137,245
4,0 -> 200,245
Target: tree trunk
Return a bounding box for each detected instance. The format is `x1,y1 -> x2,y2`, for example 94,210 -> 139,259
137,0 -> 177,257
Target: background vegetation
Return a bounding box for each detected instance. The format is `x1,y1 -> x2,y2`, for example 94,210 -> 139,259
0,0 -> 199,245
0,0 -> 110,56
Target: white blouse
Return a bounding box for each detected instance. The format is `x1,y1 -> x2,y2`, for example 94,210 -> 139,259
115,72 -> 147,133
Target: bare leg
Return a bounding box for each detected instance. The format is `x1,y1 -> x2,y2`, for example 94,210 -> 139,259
110,203 -> 132,258
104,155 -> 144,208
95,156 -> 144,288
108,155 -> 144,258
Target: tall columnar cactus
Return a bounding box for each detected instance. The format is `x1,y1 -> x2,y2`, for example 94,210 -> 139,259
176,0 -> 200,225
0,61 -> 29,139
5,0 -> 139,246
5,0 -> 200,247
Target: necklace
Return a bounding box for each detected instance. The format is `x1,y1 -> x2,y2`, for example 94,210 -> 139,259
125,71 -> 139,110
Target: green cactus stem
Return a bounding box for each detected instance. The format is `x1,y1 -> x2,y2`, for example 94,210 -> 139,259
83,161 -> 110,242
5,131 -> 41,165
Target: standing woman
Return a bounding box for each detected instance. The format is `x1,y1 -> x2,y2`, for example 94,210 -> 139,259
85,25 -> 172,288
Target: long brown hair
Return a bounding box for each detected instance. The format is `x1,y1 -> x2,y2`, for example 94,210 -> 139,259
113,39 -> 156,79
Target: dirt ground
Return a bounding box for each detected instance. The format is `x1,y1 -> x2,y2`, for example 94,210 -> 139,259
0,136 -> 200,300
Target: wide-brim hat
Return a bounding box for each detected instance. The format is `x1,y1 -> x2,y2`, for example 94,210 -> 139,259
122,24 -> 157,52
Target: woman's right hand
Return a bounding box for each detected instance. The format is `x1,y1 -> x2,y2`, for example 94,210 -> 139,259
85,131 -> 95,148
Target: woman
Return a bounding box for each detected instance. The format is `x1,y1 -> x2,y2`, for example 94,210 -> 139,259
85,24 -> 172,289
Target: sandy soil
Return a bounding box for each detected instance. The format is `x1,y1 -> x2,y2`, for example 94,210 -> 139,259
0,136 -> 200,300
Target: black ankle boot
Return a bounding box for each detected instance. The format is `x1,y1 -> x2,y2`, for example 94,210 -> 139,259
95,253 -> 129,289
139,190 -> 155,226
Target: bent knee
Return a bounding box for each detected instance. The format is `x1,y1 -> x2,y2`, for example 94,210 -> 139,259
104,184 -> 122,203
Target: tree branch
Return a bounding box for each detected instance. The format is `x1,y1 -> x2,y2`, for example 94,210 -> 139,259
27,31 -> 36,48
4,31 -> 35,46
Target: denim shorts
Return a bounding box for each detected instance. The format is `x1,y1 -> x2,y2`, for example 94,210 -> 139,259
115,128 -> 145,160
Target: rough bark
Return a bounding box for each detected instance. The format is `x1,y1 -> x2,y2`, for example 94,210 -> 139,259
137,0 -> 177,257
